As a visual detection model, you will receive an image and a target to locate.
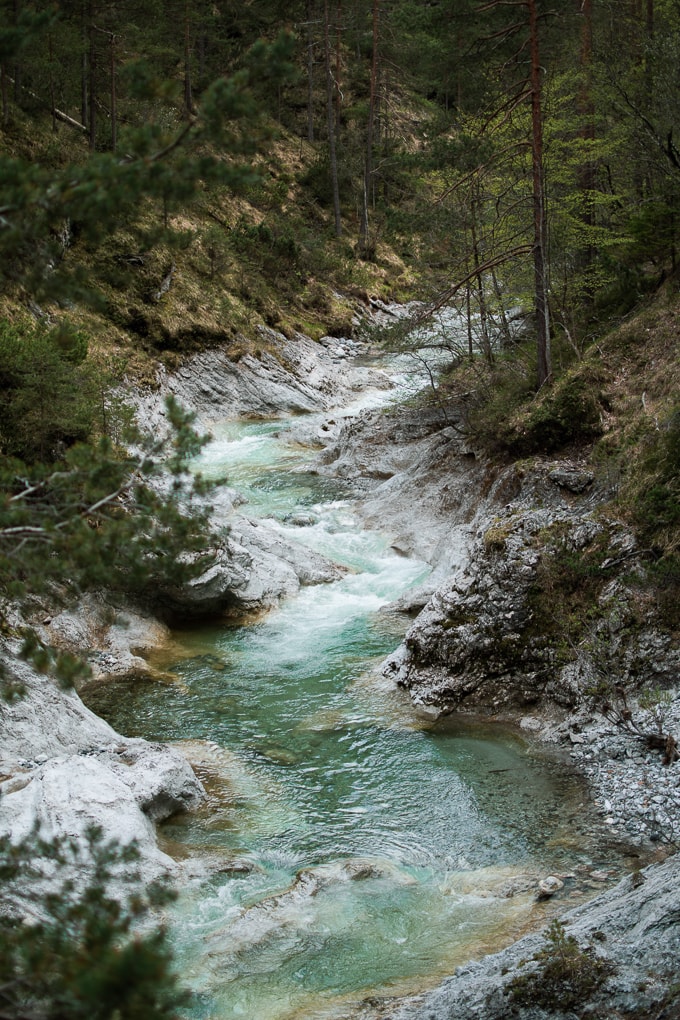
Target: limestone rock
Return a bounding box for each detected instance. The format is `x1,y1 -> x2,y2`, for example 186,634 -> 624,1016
0,655 -> 204,881
161,515 -> 344,617
32,594 -> 171,683
537,875 -> 564,899
133,329 -> 391,433
393,854 -> 680,1020
0,656 -> 121,768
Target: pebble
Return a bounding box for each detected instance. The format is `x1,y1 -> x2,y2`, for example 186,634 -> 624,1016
567,699 -> 680,847
537,876 -> 564,899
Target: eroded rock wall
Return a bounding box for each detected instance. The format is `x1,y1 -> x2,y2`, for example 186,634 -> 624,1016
314,405 -> 678,724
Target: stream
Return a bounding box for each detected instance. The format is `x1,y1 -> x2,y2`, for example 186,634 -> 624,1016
87,368 -> 630,1020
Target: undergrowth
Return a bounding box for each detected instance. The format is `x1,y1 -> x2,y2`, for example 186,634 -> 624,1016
506,920 -> 615,1011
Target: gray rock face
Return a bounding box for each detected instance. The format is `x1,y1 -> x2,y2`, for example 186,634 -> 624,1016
160,515 -> 345,617
315,408 -> 677,724
0,656 -> 204,881
382,504 -> 596,714
33,595 -> 171,682
134,328 -> 391,432
315,406 -> 485,572
393,854 -> 680,1020
317,401 -> 680,850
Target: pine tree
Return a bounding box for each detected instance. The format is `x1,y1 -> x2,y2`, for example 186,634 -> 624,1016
0,827 -> 187,1020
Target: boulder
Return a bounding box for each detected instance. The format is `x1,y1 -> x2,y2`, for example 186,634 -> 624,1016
162,516 -> 345,617
0,655 -> 204,881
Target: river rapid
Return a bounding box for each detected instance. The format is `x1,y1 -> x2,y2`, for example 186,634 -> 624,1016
88,366 -> 631,1020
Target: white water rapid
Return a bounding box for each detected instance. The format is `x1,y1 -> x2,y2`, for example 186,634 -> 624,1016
88,360 -> 616,1020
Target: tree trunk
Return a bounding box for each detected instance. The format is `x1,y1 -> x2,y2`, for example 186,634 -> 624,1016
466,281 -> 474,360
12,0 -> 21,104
306,0 -> 315,142
109,32 -> 116,150
470,196 -> 491,364
334,0 -> 342,137
324,0 -> 342,236
184,1 -> 194,117
528,0 -> 551,388
49,34 -> 56,132
1,63 -> 8,126
358,0 -> 379,256
81,0 -> 88,128
491,265 -> 512,345
88,1 -> 96,150
576,0 -> 596,289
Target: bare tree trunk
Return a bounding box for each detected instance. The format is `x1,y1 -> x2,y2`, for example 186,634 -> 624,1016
528,0 -> 551,387
81,0 -> 88,128
183,1 -> 194,117
324,0 -> 342,236
1,63 -> 8,126
334,0 -> 342,137
466,281 -> 473,360
358,0 -> 379,256
470,191 -> 491,363
306,0 -> 315,141
576,0 -> 596,290
12,0 -> 21,104
49,34 -> 57,132
88,1 -> 96,150
110,32 -> 116,150
491,265 -> 511,345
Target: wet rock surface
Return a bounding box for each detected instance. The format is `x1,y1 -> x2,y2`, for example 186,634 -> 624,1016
158,515 -> 345,617
390,854 -> 680,1020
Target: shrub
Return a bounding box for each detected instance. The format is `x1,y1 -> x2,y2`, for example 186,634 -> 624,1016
0,319 -> 96,462
501,374 -> 604,456
507,920 -> 615,1011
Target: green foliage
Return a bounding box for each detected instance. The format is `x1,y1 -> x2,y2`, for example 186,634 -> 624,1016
231,218 -> 301,274
632,407 -> 680,544
646,555 -> 680,630
514,376 -> 604,455
0,318 -> 97,462
526,526 -> 615,651
474,368 -> 605,458
0,395 -> 214,692
0,29 -> 295,304
620,405 -> 680,628
507,920 -> 615,1010
0,826 -> 186,1020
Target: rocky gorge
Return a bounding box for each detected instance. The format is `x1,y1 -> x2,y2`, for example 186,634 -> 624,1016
1,315 -> 679,1019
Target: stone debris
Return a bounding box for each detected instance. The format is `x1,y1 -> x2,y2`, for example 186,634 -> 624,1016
566,711 -> 680,846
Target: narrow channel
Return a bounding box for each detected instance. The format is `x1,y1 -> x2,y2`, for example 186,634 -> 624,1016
88,375 -> 624,1020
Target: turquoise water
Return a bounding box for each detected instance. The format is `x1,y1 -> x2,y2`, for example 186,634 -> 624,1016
88,411 -> 609,1020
